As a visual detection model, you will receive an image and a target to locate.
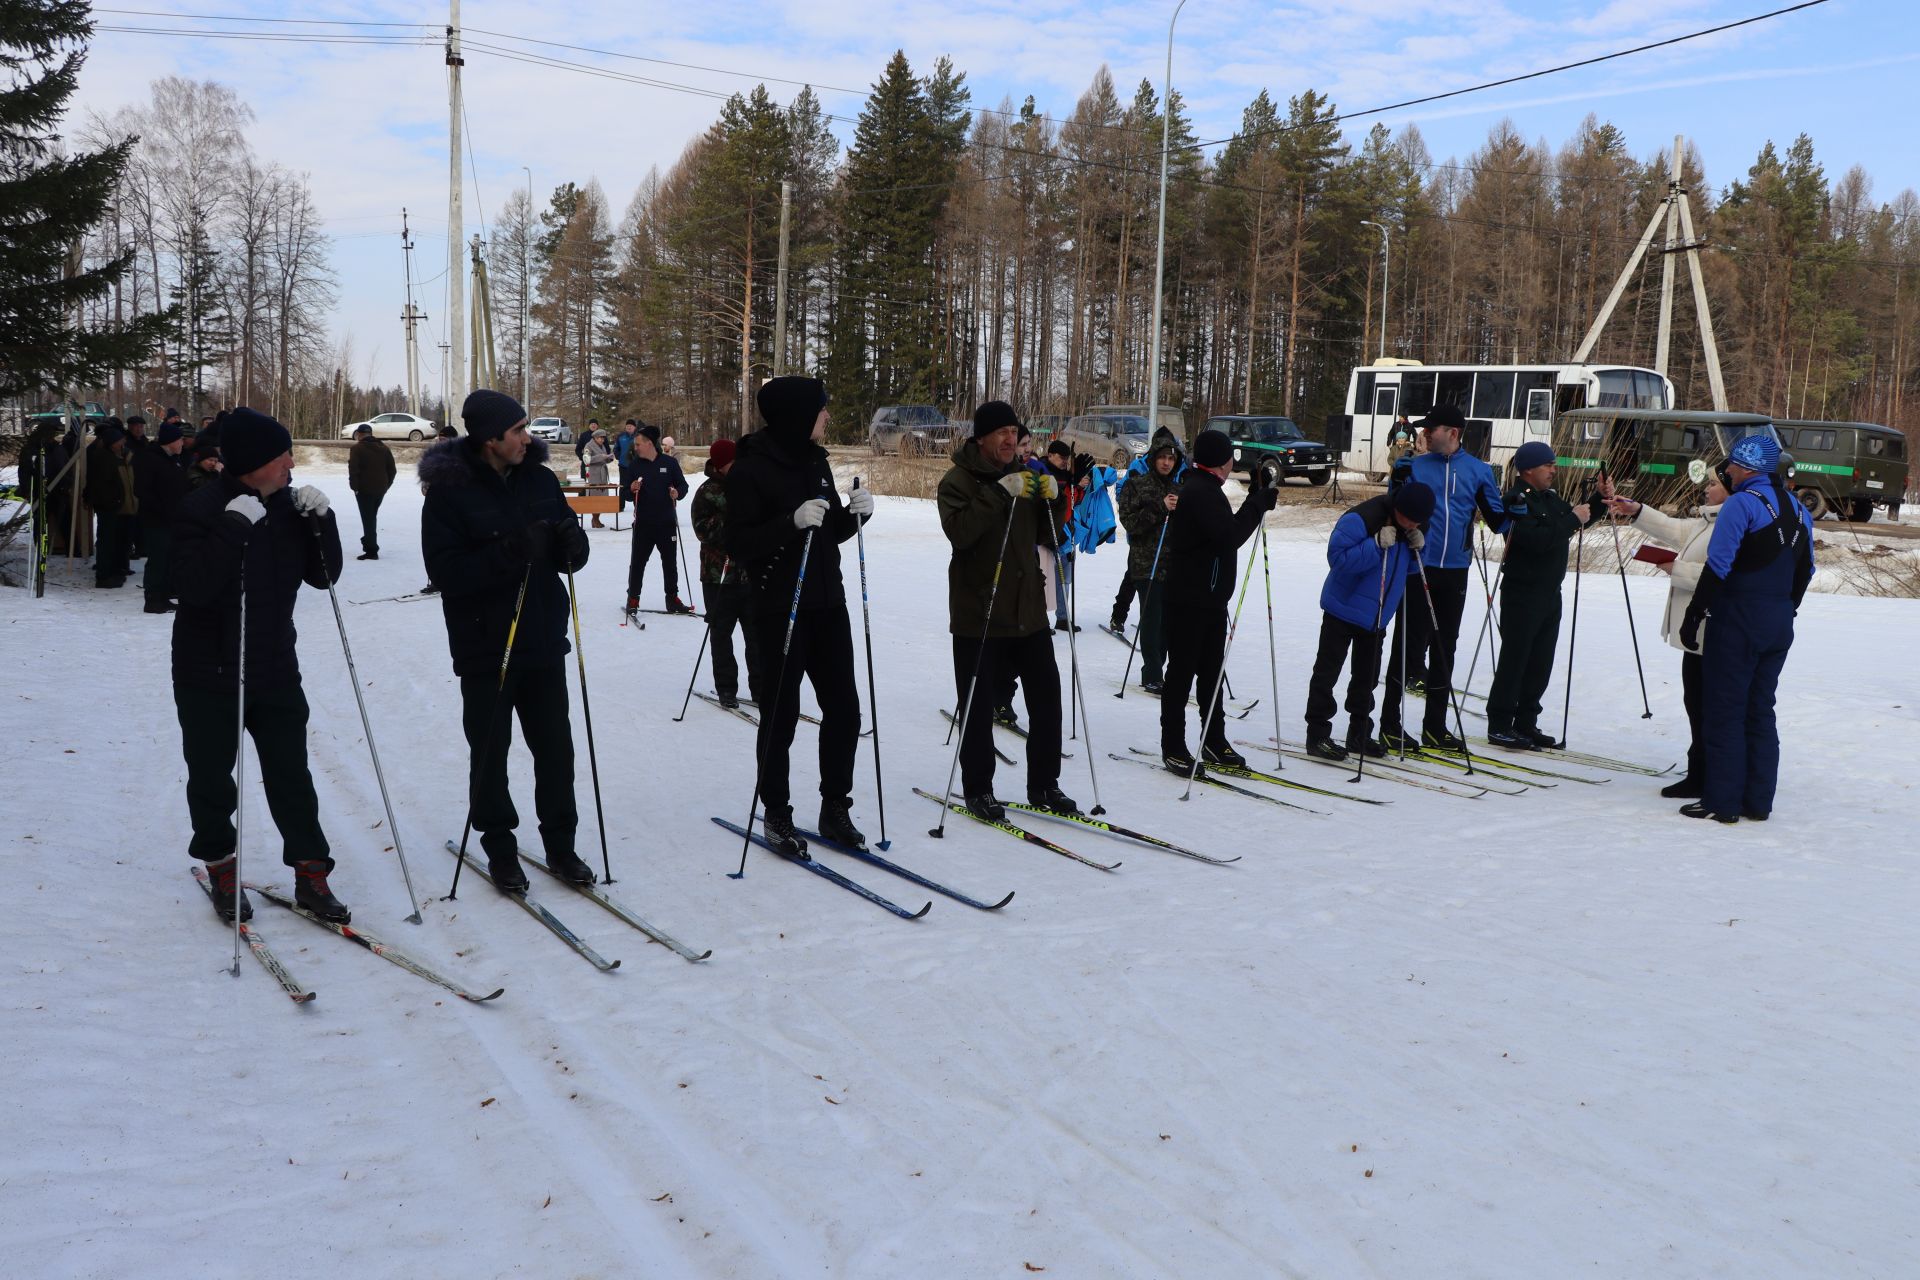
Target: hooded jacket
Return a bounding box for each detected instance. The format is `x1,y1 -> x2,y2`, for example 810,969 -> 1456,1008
690,458 -> 745,585
418,435 -> 588,677
170,473 -> 343,691
723,427 -> 857,611
1320,493 -> 1413,630
1117,432 -> 1186,582
937,438 -> 1063,638
1390,448 -> 1506,571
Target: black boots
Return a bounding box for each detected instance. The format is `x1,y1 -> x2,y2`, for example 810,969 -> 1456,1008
1680,801 -> 1737,824
545,849 -> 597,886
294,860 -> 351,923
817,799 -> 867,850
204,855 -> 252,923
963,794 -> 1006,823
1202,743 -> 1247,770
1027,786 -> 1080,816
1486,727 -> 1537,750
1660,776 -> 1703,799
762,807 -> 809,858
1307,737 -> 1348,762
665,596 -> 695,615
480,831 -> 530,893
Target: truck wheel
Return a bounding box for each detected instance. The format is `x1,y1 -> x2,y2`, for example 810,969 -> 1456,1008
1795,486 -> 1828,520
1848,498 -> 1873,523
1307,470 -> 1329,487
408,429 -> 424,441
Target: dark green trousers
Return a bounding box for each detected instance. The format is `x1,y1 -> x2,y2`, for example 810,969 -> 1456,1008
1486,584 -> 1562,734
175,681 -> 332,867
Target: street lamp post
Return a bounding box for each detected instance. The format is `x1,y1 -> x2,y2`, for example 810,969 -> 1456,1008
521,166 -> 532,408
1143,0 -> 1190,435
1360,220 -> 1389,360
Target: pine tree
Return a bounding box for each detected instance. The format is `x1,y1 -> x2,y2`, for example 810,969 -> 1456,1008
1,0 -> 170,400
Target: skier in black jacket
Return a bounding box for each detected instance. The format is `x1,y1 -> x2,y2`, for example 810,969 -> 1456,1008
420,390 -> 595,891
1159,428 -> 1277,772
171,408 -> 348,924
723,376 -> 874,855
623,423 -> 692,615
132,420 -> 192,613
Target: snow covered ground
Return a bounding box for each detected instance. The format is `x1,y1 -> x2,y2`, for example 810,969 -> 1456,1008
4,459 -> 1917,1279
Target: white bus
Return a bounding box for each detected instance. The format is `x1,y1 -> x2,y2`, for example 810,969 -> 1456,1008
1339,359 -> 1675,479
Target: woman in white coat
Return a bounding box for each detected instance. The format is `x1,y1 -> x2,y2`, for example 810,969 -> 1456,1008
1603,460 -> 1728,799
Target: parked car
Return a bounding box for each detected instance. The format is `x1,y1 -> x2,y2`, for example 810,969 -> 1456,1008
1773,419 -> 1907,521
1084,403 -> 1187,440
868,405 -> 954,456
341,411 -> 437,441
1063,413 -> 1154,468
527,416 -> 572,444
1026,414 -> 1072,447
1205,414 -> 1334,486
25,402 -> 112,432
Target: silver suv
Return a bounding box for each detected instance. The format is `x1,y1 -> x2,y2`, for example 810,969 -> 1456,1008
868,405 -> 954,456
527,416 -> 571,444
1065,414 -> 1154,468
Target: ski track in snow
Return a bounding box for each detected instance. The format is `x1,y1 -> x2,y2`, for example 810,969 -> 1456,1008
4,463 -> 1918,1278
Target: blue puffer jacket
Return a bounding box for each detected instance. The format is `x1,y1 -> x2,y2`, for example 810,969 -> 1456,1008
1320,493 -> 1412,630
1067,464 -> 1119,554
1390,449 -> 1506,571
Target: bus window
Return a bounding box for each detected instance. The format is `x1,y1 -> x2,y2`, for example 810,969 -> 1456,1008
1472,370 -> 1515,420
1632,370 -> 1667,409
1352,371 -> 1375,414
1525,388 -> 1552,435
1595,370 -> 1634,407
1775,428 -> 1796,448
1400,372 -> 1435,415
1436,371 -> 1472,411
1810,430 -> 1836,451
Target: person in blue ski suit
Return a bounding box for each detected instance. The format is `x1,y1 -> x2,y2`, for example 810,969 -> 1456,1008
1303,481 -> 1436,760
1679,434 -> 1814,823
1383,404 -> 1507,749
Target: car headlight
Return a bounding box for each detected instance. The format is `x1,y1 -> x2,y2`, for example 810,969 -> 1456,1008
1128,439 -> 1148,453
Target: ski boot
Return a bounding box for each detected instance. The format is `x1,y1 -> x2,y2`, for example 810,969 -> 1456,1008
716,689 -> 741,710
1378,727 -> 1415,753
545,849 -> 597,886
1679,801 -> 1737,825
666,596 -> 695,615
817,799 -> 867,850
1659,776 -> 1703,800
1161,744 -> 1202,777
963,794 -> 1006,823
204,854 -> 252,923
992,704 -> 1022,731
1348,736 -> 1388,759
1421,728 -> 1467,753
480,831 -> 530,893
1027,786 -> 1080,816
1307,737 -> 1348,763
762,807 -> 809,858
294,860 -> 351,923
1485,727 -> 1537,751
1202,743 -> 1247,770
1521,726 -> 1559,750
1141,678 -> 1164,696
1108,609 -> 1128,634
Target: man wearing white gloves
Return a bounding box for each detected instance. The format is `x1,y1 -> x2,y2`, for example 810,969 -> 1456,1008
171,407 -> 347,924
724,377 -> 873,855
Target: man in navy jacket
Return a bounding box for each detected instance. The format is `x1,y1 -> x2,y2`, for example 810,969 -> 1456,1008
624,424 -> 691,615
1382,404 -> 1506,750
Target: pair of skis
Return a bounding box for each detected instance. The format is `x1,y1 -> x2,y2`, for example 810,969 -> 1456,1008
1252,738 -> 1498,799
912,787 -> 1236,866
349,591 -> 437,606
694,690 -> 830,732
713,816 -> 992,917
1107,751 -> 1328,816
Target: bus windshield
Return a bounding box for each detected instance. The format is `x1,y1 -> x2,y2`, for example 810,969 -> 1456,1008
1594,369 -> 1669,410
1241,417 -> 1302,443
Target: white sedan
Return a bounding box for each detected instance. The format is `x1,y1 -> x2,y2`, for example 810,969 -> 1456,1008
342,411 -> 437,441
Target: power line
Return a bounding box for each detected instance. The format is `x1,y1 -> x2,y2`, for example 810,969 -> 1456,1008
93,7 -> 434,25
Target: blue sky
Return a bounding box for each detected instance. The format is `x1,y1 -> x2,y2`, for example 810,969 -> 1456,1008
71,0 -> 1920,395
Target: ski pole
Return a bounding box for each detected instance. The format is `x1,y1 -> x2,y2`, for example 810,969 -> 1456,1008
1604,510 -> 1653,720
1046,492 -> 1104,815
231,554 -> 248,975
446,566 -> 533,901
1412,548 -> 1477,777
931,489 -> 1022,838
1258,524 -> 1285,772
1350,539 -> 1396,785
675,502 -> 700,613
566,564 -> 615,884
1182,533 -> 1263,802
671,557 -> 723,724
1116,512 -> 1171,697
308,515 -> 422,923
1460,526 -> 1506,701
730,530 -> 814,878
1560,524 -> 1585,748
850,479 -> 890,849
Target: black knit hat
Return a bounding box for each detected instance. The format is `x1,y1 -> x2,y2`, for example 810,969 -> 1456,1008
972,401 -> 1021,439
756,376 -> 828,447
638,423 -> 662,447
217,407 -> 292,477
462,389 -> 526,443
1413,403 -> 1466,433
1192,429 -> 1233,469
1392,479 -> 1437,524
156,421 -> 184,447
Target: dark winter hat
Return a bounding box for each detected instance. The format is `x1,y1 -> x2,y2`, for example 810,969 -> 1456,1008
352,422 -> 373,437
126,414 -> 147,427
709,438 -> 737,468
1514,440 -> 1555,472
1192,429 -> 1233,469
437,425 -> 459,440
217,407 -> 292,477
1393,480 -> 1437,524
1046,439 -> 1072,460
1729,433 -> 1780,474
1414,403 -> 1467,433
462,389 -> 526,444
972,401 -> 1021,439
96,423 -> 127,447
155,421 -> 185,447
638,423 -> 662,447
757,376 -> 829,446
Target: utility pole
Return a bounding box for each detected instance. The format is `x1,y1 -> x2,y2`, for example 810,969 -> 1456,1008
1654,135 -> 1683,377
445,2 -> 466,414
470,233 -> 497,389
772,179 -> 792,377
1360,219 -> 1389,360
401,209 -> 425,419
521,166 -> 532,407
438,341 -> 451,418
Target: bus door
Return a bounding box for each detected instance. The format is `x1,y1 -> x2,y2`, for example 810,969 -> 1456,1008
1525,388 -> 1552,437
1370,386 -> 1397,475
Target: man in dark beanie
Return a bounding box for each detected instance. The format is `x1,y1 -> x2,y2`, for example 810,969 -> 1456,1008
420,389 -> 595,891
171,407 -> 348,924
1159,427 -> 1278,773
1304,479 -> 1434,761
725,375 -> 874,854
935,400 -> 1075,821
347,421 -> 397,560
690,436 -> 763,708
624,422 -> 691,615
132,419 -> 192,612
83,423 -> 136,587
123,415 -> 150,559
1115,427 -> 1185,693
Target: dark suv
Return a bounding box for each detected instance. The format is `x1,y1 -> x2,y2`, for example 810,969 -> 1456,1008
867,405 -> 955,456
1205,415 -> 1334,486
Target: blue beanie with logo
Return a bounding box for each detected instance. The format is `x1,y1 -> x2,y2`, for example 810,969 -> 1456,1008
1729,434 -> 1780,474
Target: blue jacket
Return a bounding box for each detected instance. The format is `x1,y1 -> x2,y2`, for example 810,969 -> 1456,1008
1067,464 -> 1119,555
1706,473 -> 1816,590
1320,494 -> 1412,631
1391,450 -> 1506,571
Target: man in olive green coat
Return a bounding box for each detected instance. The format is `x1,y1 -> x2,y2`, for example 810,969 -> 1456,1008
347,422 -> 398,559
1115,430 -> 1183,693
937,401 -> 1075,821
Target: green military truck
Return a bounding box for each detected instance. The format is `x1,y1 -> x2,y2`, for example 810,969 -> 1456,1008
1771,419 -> 1907,521
23,401 -> 111,432
1203,414 -> 1335,486
1549,408 -> 1790,511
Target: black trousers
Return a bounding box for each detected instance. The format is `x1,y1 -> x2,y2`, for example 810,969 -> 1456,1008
1680,650 -> 1704,782
752,604 -> 860,814
142,524 -> 174,607
627,521 -> 679,603
1384,565 -> 1468,735
1111,574 -> 1137,623
952,629 -> 1062,799
705,580 -> 764,704
95,510 -> 129,584
1305,614 -> 1386,746
460,660 -> 577,856
175,681 -> 331,868
1134,576 -> 1167,684
1162,604 -> 1231,754
355,491 -> 384,555
1485,584 -> 1562,733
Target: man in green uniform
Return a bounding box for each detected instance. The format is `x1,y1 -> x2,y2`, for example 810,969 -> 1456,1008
1484,440 -> 1604,750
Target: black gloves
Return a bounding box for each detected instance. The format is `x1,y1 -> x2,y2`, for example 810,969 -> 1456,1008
1072,452 -> 1095,483
523,519 -> 556,567
507,518 -> 587,572
1681,568 -> 1724,653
